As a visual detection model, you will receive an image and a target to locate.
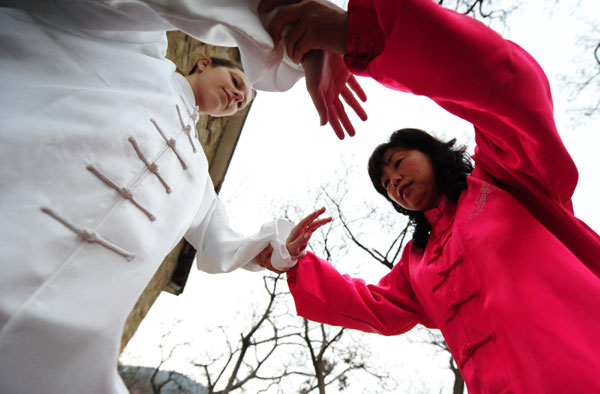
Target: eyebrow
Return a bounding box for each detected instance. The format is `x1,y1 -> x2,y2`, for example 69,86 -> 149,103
383,151 -> 395,166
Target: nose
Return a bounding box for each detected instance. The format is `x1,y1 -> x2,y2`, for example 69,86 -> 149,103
233,90 -> 244,104
391,176 -> 401,187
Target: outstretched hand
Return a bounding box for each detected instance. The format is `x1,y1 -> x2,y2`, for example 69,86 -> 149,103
258,0 -> 367,139
302,50 -> 367,139
286,207 -> 331,257
256,208 -> 331,274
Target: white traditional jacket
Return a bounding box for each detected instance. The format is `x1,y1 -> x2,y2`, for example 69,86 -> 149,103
0,1 -> 301,393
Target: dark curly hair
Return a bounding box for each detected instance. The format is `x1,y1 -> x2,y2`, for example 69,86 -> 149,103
368,128 -> 473,249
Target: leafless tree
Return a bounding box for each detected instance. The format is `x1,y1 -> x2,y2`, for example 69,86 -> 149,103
149,321 -> 192,393
184,271 -> 394,394
411,329 -> 465,394
119,320 -> 196,394
560,18 -> 600,118
438,0 -> 520,23
192,276 -> 296,394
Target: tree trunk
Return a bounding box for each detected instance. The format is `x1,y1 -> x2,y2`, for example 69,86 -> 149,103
450,356 -> 465,394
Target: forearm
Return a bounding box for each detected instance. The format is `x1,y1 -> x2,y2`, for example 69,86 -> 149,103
344,0 -> 579,201
345,0 -> 552,115
185,187 -> 295,274
287,252 -> 424,336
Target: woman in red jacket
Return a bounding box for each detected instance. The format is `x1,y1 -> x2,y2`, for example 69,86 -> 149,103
258,0 -> 600,392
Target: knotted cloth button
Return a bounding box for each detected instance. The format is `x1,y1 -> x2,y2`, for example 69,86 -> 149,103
120,188 -> 133,199
81,229 -> 99,242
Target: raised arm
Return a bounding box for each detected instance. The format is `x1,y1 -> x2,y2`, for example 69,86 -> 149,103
262,0 -> 578,211
255,206 -> 427,334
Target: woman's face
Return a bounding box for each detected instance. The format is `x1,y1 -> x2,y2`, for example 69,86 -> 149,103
380,147 -> 441,212
186,58 -> 252,117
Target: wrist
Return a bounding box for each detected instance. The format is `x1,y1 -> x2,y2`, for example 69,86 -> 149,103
289,249 -> 306,260
332,13 -> 349,54
287,243 -> 306,259
343,5 -> 384,72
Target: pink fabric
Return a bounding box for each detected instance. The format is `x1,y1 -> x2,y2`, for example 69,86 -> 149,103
288,0 -> 600,393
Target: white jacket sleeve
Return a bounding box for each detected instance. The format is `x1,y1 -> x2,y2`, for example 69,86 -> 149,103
15,0 -> 303,91
184,183 -> 297,274
143,0 -> 304,91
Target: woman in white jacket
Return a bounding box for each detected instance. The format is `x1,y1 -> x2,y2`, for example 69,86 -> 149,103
0,1 -> 358,393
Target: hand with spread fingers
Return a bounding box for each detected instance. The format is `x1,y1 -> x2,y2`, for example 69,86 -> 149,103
302,50 -> 367,139
286,207 -> 332,257
258,0 -> 367,139
256,207 -> 332,274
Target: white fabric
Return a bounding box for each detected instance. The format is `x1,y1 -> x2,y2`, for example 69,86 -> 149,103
0,2 -> 300,393
5,0 -> 303,91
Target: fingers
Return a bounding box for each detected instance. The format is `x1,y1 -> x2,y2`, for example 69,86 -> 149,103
288,207 -> 326,242
257,244 -> 273,266
287,208 -> 331,257
334,98 -> 355,137
286,21 -> 309,63
258,0 -> 300,13
308,217 -> 332,232
293,207 -> 327,235
293,216 -> 331,251
327,104 -> 345,140
341,86 -> 368,121
305,77 -> 329,126
348,75 -> 367,102
267,4 -> 301,44
290,31 -> 312,63
302,51 -> 329,125
301,207 -> 327,226
328,80 -> 367,138
294,218 -> 331,250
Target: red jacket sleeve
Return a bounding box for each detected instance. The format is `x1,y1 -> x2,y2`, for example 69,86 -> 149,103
344,0 -> 577,214
287,251 -> 431,336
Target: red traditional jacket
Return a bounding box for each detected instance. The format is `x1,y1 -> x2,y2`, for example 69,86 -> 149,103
287,0 -> 600,392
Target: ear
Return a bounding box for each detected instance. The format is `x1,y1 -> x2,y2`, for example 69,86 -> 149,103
195,57 -> 211,74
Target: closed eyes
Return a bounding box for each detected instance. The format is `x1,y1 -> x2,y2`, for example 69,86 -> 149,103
231,74 -> 244,108
382,159 -> 403,189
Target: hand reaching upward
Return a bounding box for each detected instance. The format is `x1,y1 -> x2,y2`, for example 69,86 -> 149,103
286,207 -> 331,257
256,207 -> 331,274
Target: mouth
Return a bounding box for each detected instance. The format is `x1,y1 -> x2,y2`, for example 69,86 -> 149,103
399,182 -> 412,201
223,89 -> 231,108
